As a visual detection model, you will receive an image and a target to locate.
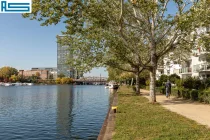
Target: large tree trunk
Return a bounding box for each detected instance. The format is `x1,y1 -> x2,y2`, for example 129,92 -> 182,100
135,72 -> 140,95
150,42 -> 157,102
150,69 -> 156,102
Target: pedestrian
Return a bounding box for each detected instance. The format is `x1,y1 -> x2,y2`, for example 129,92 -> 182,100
165,80 -> 171,98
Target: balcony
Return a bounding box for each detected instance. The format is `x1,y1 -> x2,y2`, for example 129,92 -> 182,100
179,67 -> 192,74
193,64 -> 210,72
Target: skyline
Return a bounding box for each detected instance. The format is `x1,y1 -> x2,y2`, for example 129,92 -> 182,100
0,14 -> 108,77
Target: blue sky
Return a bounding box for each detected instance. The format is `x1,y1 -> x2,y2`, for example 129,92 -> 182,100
0,14 -> 107,77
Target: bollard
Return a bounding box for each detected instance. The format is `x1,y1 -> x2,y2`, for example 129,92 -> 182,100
112,106 -> 117,113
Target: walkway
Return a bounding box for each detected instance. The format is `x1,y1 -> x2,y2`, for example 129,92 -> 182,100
141,89 -> 210,128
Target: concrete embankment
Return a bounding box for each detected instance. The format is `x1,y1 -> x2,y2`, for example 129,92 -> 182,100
97,89 -> 118,140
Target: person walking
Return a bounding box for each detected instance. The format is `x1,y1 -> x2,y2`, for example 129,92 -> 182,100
165,80 -> 171,98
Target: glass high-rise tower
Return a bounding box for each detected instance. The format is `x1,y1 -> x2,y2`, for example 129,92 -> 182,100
57,35 -> 83,79
57,35 -> 75,78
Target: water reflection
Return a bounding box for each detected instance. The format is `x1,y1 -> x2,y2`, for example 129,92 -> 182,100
56,85 -> 74,139
56,85 -> 111,139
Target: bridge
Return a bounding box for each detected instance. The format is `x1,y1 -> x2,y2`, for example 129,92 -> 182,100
74,76 -> 108,85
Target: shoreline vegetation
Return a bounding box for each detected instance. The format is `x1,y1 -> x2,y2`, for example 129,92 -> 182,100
113,86 -> 210,139
0,66 -> 74,85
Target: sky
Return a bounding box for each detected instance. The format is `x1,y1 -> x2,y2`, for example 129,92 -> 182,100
0,14 -> 108,77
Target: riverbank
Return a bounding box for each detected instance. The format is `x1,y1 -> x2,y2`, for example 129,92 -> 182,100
98,89 -> 118,140
113,86 -> 210,139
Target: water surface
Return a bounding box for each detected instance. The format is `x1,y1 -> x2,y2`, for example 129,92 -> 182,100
0,85 -> 112,140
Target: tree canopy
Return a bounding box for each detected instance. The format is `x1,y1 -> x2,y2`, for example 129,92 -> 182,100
0,67 -> 18,80
23,0 -> 210,102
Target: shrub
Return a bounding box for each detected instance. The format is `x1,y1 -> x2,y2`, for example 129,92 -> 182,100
182,77 -> 204,90
183,77 -> 194,89
132,86 -> 136,92
159,75 -> 168,85
160,86 -> 165,94
193,78 -> 203,90
146,80 -> 150,86
140,85 -> 146,89
56,78 -> 61,84
169,74 -> 180,84
156,86 -> 163,94
175,79 -> 183,88
190,90 -> 198,101
61,77 -> 73,84
156,80 -> 162,87
171,88 -> 180,97
182,89 -> 190,99
199,91 -> 210,104
202,78 -> 210,89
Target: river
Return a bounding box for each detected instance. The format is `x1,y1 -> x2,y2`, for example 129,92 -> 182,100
0,85 -> 113,140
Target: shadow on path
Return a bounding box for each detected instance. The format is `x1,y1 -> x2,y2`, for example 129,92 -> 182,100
141,89 -> 210,128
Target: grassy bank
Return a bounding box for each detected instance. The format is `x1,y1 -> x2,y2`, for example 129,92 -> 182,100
113,86 -> 210,140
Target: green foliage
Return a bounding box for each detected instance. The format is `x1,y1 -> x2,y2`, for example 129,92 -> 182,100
132,86 -> 136,92
156,80 -> 162,87
114,86 -> 210,139
57,73 -> 65,78
159,74 -> 168,86
182,77 -> 195,89
9,75 -> 20,82
175,79 -> 183,88
171,88 -> 181,97
182,77 -> 204,90
146,80 -> 150,86
157,74 -> 180,87
182,89 -> 191,99
169,74 -> 180,84
202,78 -> 210,89
56,78 -> 61,84
198,90 -> 210,104
0,67 -> 18,80
23,0 -> 208,102
56,77 -> 73,84
61,77 -> 73,84
156,86 -> 165,94
190,90 -> 199,101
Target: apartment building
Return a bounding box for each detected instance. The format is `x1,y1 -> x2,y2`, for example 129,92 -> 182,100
157,26 -> 210,80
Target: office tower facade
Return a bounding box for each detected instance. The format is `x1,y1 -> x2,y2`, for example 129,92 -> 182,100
57,35 -> 83,79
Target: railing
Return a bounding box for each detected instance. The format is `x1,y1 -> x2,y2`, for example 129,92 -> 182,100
179,67 -> 192,74
74,77 -> 108,82
193,64 -> 210,72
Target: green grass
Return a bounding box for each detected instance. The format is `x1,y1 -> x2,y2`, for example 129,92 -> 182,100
113,86 -> 210,140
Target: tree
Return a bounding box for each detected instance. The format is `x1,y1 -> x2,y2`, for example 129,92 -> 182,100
107,67 -> 122,82
10,75 -> 19,83
35,72 -> 41,78
56,78 -> 61,84
23,0 -> 207,102
61,77 -> 73,84
0,67 -> 18,81
169,74 -> 180,84
57,73 -> 65,78
49,74 -> 54,80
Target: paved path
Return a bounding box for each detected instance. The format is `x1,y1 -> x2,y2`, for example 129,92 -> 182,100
141,89 -> 210,128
